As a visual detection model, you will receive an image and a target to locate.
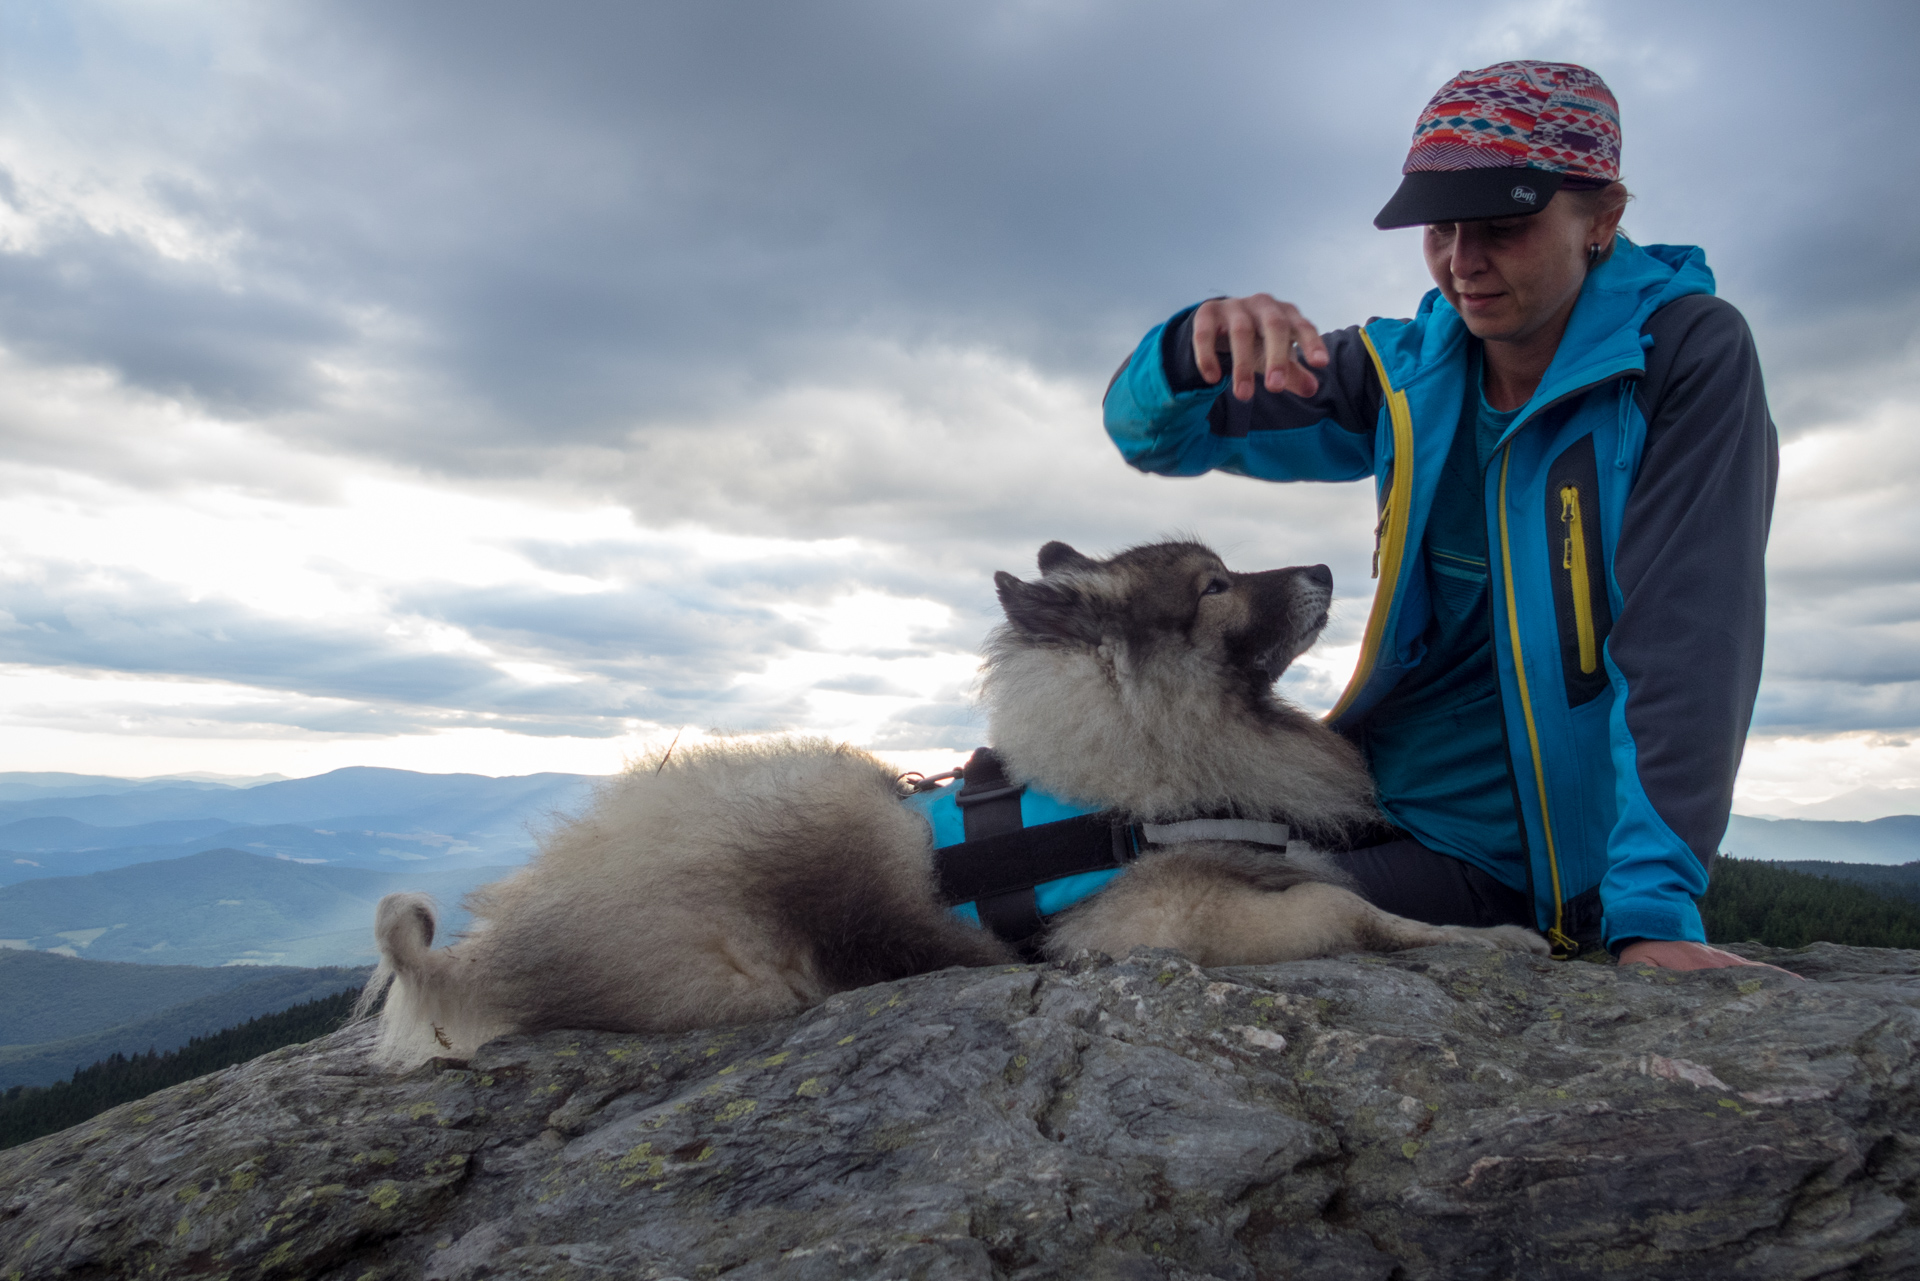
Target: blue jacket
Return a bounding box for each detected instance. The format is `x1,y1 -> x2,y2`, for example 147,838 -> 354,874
1103,240 -> 1778,953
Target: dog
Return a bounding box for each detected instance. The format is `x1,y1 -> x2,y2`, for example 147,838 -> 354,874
359,539 -> 1545,1067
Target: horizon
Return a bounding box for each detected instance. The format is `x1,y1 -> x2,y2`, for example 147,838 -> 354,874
2,2 -> 1917,821
2,764 -> 1917,827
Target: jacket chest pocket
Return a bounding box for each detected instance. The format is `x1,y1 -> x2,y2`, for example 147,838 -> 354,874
1544,436 -> 1613,707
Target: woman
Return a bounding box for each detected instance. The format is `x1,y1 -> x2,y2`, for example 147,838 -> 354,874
1102,61 -> 1779,972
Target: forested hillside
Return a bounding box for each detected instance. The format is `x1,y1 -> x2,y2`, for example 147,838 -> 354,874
0,963 -> 369,1089
1702,856 -> 1920,950
0,989 -> 359,1150
0,950 -> 311,1045
1772,860 -> 1920,904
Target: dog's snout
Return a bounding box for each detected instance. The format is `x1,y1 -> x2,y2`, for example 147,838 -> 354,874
1303,564 -> 1332,590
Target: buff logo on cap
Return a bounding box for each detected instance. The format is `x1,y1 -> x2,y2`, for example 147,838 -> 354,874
1511,185 -> 1538,204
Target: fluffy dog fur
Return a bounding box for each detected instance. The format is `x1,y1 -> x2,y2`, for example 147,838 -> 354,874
360,539 -> 1544,1067
357,739 -> 1011,1068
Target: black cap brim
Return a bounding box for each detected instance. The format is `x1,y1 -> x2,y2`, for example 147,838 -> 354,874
1374,166 -> 1567,229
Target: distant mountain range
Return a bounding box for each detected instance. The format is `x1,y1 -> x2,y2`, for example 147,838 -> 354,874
0,766 -> 599,886
0,950 -> 365,1089
0,848 -> 514,968
0,771 -> 289,803
1722,814 -> 1920,866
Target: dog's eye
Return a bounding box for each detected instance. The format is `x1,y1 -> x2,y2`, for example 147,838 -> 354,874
1201,578 -> 1230,597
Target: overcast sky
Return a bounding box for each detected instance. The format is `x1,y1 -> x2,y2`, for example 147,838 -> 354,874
1,0 -> 1917,819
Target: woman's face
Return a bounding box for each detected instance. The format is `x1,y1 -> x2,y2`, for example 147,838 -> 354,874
1423,195 -> 1609,346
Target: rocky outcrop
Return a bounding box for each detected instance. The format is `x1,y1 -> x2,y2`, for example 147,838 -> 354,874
3,942 -> 1917,1280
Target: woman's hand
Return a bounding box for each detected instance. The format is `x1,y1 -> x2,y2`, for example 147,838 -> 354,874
1617,939 -> 1800,977
1191,294 -> 1330,401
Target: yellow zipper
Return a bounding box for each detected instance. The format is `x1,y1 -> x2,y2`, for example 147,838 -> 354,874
1329,331 -> 1416,721
1559,485 -> 1598,675
1500,450 -> 1578,958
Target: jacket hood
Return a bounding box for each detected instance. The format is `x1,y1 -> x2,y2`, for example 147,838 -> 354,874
1372,239 -> 1717,425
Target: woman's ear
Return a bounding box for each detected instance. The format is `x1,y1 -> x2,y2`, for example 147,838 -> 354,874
1591,182 -> 1629,245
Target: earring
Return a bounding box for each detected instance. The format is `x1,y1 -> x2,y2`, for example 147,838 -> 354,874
1587,243 -> 1603,265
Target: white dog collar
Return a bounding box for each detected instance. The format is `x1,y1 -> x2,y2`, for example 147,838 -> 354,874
1140,819 -> 1291,849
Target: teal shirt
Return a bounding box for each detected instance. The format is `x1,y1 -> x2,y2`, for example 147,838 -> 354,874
1357,348 -> 1528,889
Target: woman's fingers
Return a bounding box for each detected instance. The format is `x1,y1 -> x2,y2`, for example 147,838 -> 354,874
1192,300 -> 1230,385
1227,305 -> 1265,401
1193,295 -> 1324,401
1618,938 -> 1803,978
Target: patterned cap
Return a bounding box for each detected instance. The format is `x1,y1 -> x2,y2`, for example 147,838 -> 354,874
1375,61 -> 1621,229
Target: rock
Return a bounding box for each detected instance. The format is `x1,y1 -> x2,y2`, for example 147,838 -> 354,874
3,942 -> 1918,1280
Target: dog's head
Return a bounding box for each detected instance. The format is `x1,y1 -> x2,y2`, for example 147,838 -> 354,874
991,539 -> 1333,684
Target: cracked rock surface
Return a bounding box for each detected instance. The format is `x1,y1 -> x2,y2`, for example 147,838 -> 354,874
3,942 -> 1918,1280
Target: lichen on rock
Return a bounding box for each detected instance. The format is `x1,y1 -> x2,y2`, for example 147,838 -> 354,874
3,942 -> 1917,1279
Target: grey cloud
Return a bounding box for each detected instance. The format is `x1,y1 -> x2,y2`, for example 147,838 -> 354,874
7,0 -> 1905,481
398,582 -> 804,670
0,2 -> 1523,453
4,0 -> 1918,758
867,699 -> 989,752
1763,626 -> 1920,690
0,218 -> 351,416
1,571 -> 497,705
1753,680 -> 1920,736
0,563 -> 814,736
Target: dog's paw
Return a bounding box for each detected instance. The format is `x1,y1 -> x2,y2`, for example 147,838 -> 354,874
1478,925 -> 1551,954
1442,924 -> 1551,954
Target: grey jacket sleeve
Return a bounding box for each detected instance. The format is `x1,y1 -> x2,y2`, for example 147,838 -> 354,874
1157,306 -> 1382,437
1610,295 -> 1779,871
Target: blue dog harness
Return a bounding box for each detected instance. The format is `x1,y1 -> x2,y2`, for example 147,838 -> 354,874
901,748 -> 1293,954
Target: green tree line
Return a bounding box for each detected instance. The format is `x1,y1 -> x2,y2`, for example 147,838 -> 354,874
1,989 -> 358,1151
1702,855 -> 1920,950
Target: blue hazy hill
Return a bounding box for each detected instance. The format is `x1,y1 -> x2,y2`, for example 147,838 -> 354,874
0,772 -> 284,803
0,765 -> 594,829
0,766 -> 599,886
1722,814 -> 1920,866
0,848 -> 512,968
0,816 -> 239,852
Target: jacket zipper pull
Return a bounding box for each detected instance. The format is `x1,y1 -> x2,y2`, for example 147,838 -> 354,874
1614,384 -> 1632,470
1371,500 -> 1390,578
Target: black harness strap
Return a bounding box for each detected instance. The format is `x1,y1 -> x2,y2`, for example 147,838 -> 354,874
938,748 -> 1134,953
954,747 -> 1025,838
951,748 -> 1043,945
936,814 -> 1130,904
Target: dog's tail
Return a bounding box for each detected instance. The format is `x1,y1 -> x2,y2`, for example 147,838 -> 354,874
357,893 -> 488,1067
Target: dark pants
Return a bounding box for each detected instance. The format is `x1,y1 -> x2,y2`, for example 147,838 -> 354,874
1330,837 -> 1534,931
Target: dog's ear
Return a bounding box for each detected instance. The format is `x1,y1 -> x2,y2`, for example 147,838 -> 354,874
1036,541 -> 1096,576
995,571 -> 1100,644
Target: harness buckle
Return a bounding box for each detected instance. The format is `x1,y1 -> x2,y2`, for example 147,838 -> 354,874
896,766 -> 964,796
